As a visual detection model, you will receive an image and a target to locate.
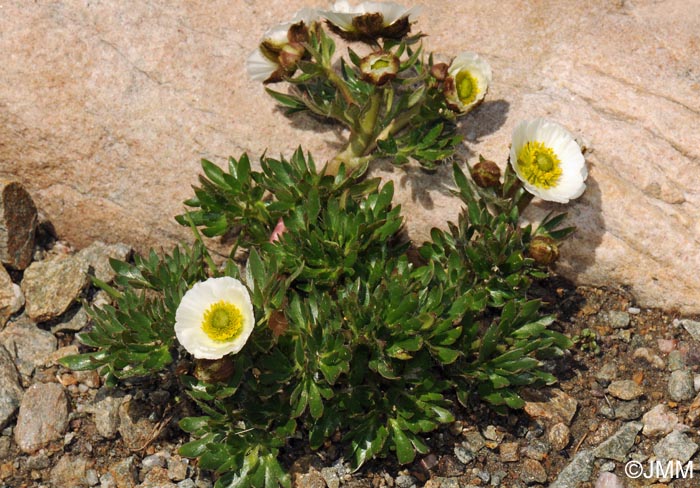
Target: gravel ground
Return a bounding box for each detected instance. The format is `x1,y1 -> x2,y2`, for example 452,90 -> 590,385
2,234 -> 700,488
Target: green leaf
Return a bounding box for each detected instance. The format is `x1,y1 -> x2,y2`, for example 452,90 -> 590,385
389,419 -> 415,464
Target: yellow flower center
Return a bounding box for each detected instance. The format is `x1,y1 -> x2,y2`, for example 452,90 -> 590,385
202,300 -> 244,342
455,69 -> 478,105
516,141 -> 562,189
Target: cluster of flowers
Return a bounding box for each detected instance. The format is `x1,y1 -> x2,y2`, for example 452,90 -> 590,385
175,1 -> 587,362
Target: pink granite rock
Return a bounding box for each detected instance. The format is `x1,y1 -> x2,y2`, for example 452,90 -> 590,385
1,0 -> 699,311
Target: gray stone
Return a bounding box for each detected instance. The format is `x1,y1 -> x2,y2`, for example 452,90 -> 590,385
593,421 -> 642,462
602,311 -> 630,329
0,435 -> 11,460
523,389 -> 578,425
85,389 -> 126,439
87,469 -> 100,486
26,452 -> 50,470
462,430 -> 486,453
0,345 -> 23,429
0,266 -> 16,327
594,362 -> 617,386
51,306 -> 89,334
454,445 -> 474,465
141,453 -> 168,473
642,404 -> 679,437
14,382 -> 69,453
653,430 -> 698,464
681,319 -> 700,342
76,241 -> 132,284
548,423 -> 570,451
395,475 -> 418,488
118,398 -> 158,449
21,254 -> 89,322
669,370 -> 695,402
0,181 -> 37,271
611,400 -> 644,421
177,480 -> 196,488
499,441 -> 520,462
607,380 -> 644,401
49,455 -> 91,488
520,458 -> 547,484
594,472 -> 625,488
0,316 -> 57,379
632,347 -> 665,370
668,350 -> 686,371
523,439 -> 550,461
107,456 -> 138,488
320,467 -> 340,488
138,466 -> 177,488
549,449 -> 595,488
167,455 -> 188,481
100,472 -> 117,488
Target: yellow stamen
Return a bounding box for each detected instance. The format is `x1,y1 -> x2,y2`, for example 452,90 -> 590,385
516,141 -> 562,189
202,300 -> 244,342
455,69 -> 478,105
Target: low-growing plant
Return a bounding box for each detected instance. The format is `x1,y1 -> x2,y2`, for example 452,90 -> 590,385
61,2 -> 589,486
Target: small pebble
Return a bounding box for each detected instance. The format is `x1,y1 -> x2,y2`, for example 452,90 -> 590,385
548,423 -> 570,451
607,380 -> 644,400
657,338 -> 677,354
499,442 -> 519,462
520,459 -> 547,484
595,363 -> 617,386
668,370 -> 695,402
178,480 -> 196,488
628,307 -> 641,315
632,347 -> 665,369
668,350 -> 685,371
642,404 -> 679,437
86,469 -> 99,486
453,446 -> 474,465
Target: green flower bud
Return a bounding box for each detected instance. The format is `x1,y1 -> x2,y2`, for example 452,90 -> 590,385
360,52 -> 399,85
528,236 -> 560,266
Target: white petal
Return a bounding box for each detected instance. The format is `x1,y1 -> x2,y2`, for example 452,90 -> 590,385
246,49 -> 278,82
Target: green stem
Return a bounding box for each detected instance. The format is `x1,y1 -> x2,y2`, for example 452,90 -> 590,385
326,68 -> 356,106
325,91 -> 382,175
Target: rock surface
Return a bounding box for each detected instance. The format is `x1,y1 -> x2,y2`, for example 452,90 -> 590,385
14,382 -> 69,453
0,345 -> 23,429
0,316 -> 57,379
21,254 -> 89,322
0,181 -> 37,271
0,266 -> 15,327
1,1 -> 699,311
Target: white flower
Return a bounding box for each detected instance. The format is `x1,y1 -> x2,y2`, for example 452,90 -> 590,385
323,1 -> 422,41
175,277 -> 255,360
246,9 -> 320,83
444,52 -> 492,113
509,118 -> 587,203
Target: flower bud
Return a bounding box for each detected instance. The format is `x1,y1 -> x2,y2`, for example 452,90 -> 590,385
194,357 -> 236,384
528,236 -> 560,266
360,52 -> 400,86
430,62 -> 448,81
470,157 -> 501,188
